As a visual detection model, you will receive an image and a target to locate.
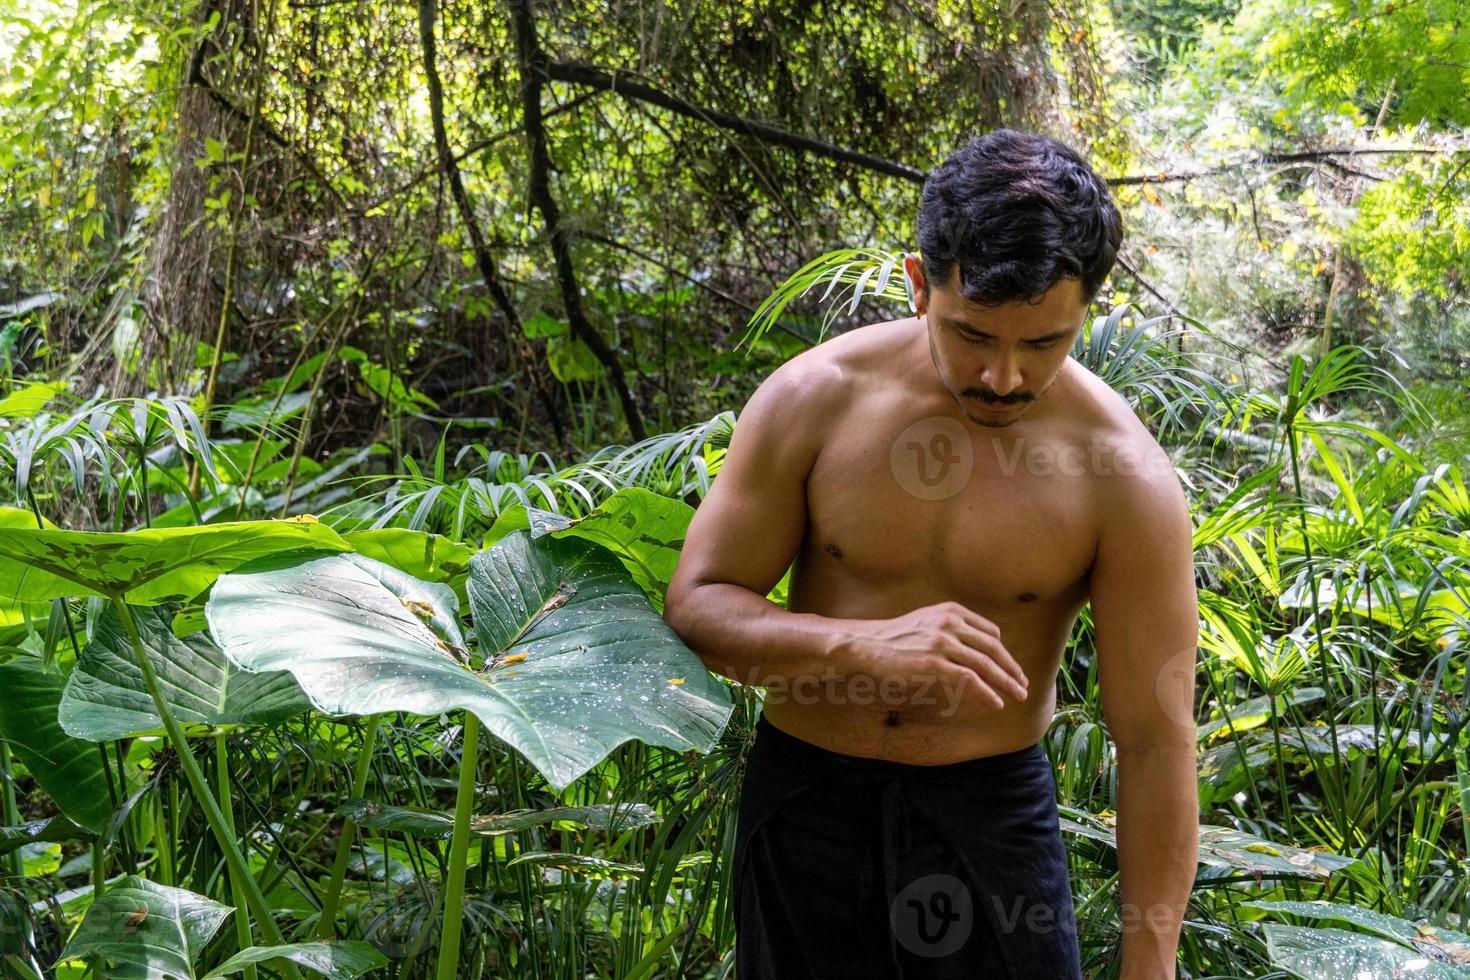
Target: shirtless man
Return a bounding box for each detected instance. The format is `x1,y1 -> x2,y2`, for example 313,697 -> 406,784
664,129 -> 1199,979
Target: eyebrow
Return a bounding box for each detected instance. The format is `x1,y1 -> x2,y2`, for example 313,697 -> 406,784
941,316 -> 1075,344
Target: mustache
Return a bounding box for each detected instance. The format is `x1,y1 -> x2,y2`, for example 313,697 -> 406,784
964,391 -> 1032,403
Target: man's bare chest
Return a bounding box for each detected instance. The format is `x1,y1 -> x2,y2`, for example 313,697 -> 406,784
802,410 -> 1097,615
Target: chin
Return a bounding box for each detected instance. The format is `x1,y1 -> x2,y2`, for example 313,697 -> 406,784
964,413 -> 1023,429
957,398 -> 1034,428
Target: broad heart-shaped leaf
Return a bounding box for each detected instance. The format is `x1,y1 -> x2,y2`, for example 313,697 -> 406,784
483,487 -> 693,613
1261,924 -> 1466,979
1243,900 -> 1470,960
0,518 -> 350,604
0,815 -> 90,856
342,527 -> 473,603
336,799 -> 660,839
60,875 -> 232,979
206,550 -> 469,683
206,533 -> 731,791
0,656 -> 112,833
1197,825 -> 1358,880
0,508 -> 55,628
58,604 -> 311,741
469,531 -> 728,775
1056,810 -> 1358,882
201,941 -> 388,979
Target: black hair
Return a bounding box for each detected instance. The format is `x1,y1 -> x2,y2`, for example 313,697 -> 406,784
917,128 -> 1124,307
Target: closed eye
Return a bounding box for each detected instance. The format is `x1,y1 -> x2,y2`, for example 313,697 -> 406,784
959,335 -> 1057,350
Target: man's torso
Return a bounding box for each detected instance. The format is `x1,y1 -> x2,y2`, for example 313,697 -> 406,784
761,314 -> 1155,764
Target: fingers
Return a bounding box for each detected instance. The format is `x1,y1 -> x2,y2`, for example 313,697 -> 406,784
945,601 -> 1002,641
947,621 -> 1030,699
944,649 -> 1028,707
947,665 -> 1007,710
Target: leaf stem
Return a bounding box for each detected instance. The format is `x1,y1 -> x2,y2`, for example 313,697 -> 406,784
216,735 -> 258,980
0,741 -> 20,878
435,711 -> 480,980
108,596 -> 301,980
315,715 -> 383,940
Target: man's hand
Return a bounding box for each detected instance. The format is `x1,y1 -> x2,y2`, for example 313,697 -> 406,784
837,601 -> 1031,710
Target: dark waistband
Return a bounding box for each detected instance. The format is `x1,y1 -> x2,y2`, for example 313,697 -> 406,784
752,712 -> 1045,782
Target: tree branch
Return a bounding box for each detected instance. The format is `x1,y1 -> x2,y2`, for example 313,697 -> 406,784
185,17 -> 345,208
353,90 -> 601,215
545,60 -> 926,184
1111,145 -> 1466,186
509,0 -> 648,442
419,0 -> 565,445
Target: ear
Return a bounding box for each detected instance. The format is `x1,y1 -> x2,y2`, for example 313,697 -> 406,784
903,253 -> 928,315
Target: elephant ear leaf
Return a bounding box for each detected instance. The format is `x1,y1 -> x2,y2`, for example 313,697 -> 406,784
58,603 -> 310,741
201,940 -> 388,979
465,531 -> 731,788
205,534 -> 730,791
0,656 -> 112,834
61,875 -> 231,979
0,519 -> 350,604
483,486 -> 692,610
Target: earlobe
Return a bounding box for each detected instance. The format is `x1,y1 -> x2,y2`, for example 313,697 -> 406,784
903,253 -> 926,315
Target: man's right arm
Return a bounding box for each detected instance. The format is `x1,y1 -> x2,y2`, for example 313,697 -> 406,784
662,355 -> 861,687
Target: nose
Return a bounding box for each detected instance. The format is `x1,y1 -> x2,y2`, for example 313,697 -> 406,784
981,352 -> 1023,397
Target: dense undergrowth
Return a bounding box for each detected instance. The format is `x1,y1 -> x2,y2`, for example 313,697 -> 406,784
1,261 -> 1468,977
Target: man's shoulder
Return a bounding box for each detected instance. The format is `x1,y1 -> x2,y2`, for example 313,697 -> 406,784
758,316 -> 914,411
1061,360 -> 1183,511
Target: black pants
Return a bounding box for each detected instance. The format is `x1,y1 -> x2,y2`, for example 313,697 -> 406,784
733,714 -> 1083,979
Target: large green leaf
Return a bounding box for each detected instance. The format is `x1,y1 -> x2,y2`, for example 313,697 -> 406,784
0,518 -> 351,604
0,657 -> 112,833
58,604 -> 310,741
1056,810 -> 1358,881
1243,900 -> 1470,961
60,875 -> 232,979
482,487 -> 693,612
1261,923 -> 1466,979
206,533 -> 731,790
1197,825 -> 1358,880
0,815 -> 90,856
206,548 -> 468,673
342,527 -> 473,604
0,508 -> 55,628
336,799 -> 660,839
202,941 -> 388,979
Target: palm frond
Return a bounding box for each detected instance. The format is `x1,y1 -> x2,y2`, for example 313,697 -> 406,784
737,247 -> 911,351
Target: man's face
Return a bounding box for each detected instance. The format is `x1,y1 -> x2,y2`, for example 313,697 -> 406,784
906,254 -> 1090,429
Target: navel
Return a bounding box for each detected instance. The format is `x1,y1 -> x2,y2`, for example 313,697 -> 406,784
825,542 -> 844,559
1017,592 -> 1038,603
884,710 -> 901,728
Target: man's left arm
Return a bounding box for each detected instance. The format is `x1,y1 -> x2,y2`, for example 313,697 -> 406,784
1089,441 -> 1200,980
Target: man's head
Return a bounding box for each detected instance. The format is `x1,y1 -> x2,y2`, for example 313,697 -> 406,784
907,129 -> 1123,428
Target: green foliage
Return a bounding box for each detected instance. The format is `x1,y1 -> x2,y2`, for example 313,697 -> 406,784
61,875 -> 233,978
1250,0 -> 1470,127
2,0 -> 1470,975
1348,155 -> 1470,301
0,656 -> 113,833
